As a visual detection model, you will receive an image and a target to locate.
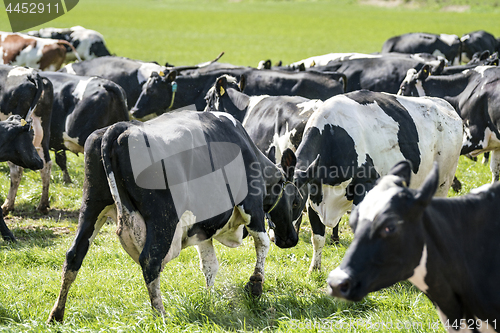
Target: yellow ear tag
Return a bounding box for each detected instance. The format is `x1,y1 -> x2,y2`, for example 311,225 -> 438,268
159,71 -> 165,77
21,119 -> 27,127
219,86 -> 225,96
311,60 -> 316,67
402,181 -> 407,187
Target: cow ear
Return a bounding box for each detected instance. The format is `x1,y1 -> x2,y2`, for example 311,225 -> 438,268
275,60 -> 282,67
388,160 -> 412,187
431,59 -> 446,75
227,88 -> 250,111
165,70 -> 177,83
294,154 -> 320,189
264,60 -> 271,69
298,63 -> 306,72
480,50 -> 490,61
216,76 -> 227,97
267,146 -> 276,164
414,162 -> 439,207
418,64 -> 431,81
239,74 -> 246,92
281,148 -> 296,181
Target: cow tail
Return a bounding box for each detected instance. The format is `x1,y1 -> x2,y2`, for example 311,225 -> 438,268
26,73 -> 44,120
102,82 -> 129,119
58,40 -> 82,62
101,123 -> 129,214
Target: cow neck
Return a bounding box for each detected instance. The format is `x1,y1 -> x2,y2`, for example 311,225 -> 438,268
423,73 -> 471,111
173,74 -> 213,110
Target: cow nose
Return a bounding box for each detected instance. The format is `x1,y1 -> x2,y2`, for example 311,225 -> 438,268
327,267 -> 352,299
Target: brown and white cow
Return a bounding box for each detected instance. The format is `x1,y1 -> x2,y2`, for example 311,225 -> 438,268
0,32 -> 80,71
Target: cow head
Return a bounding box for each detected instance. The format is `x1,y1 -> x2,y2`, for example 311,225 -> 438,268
0,115 -> 44,170
130,70 -> 177,119
204,75 -> 249,123
264,148 -> 306,248
327,160 -> 439,301
398,65 -> 431,96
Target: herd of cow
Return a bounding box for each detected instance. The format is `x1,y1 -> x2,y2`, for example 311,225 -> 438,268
1,26 -> 499,330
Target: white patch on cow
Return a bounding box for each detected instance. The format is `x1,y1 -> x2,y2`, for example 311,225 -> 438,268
7,66 -> 34,77
473,66 -> 493,78
288,53 -> 380,68
408,245 -> 429,292
272,123 -> 297,162
355,175 -> 402,222
10,37 -> 63,70
213,205 -> 249,248
146,276 -> 166,315
297,99 -> 323,115
211,111 -> 238,127
137,62 -> 165,84
309,233 -> 326,272
72,77 -> 94,101
257,60 -> 266,69
0,46 -> 4,64
309,181 -> 353,227
162,210 -> 197,266
241,95 -> 269,127
88,204 -> 116,244
470,183 -> 493,194
64,63 -> 76,75
439,34 -> 459,46
432,49 -> 448,61
31,114 -> 44,157
63,132 -> 84,154
196,239 -> 219,288
460,34 -> 471,42
326,267 -> 350,294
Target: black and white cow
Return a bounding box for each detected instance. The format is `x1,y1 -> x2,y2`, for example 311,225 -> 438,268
204,75 -> 323,162
60,56 -> 169,108
287,90 -> 463,273
28,26 -> 111,61
328,161 -> 500,333
309,56 -> 440,94
47,110 -> 303,323
131,67 -> 345,119
382,32 -> 462,64
0,116 -> 44,241
460,30 -> 499,64
398,65 -> 500,182
0,65 -> 53,214
41,72 -> 129,183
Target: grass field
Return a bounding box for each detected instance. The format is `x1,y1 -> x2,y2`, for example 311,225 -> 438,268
0,0 -> 498,332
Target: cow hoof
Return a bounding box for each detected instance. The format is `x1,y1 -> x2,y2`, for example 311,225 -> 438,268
451,176 -> 462,193
1,204 -> 12,216
330,235 -> 340,244
37,204 -> 50,215
63,174 -> 73,184
244,273 -> 263,297
47,310 -> 64,324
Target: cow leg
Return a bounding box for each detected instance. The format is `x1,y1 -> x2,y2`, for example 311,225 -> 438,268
330,224 -> 340,243
55,150 -> 72,184
308,205 -> 325,274
37,160 -> 52,214
1,162 -> 24,215
489,150 -> 500,182
196,239 -> 219,288
0,210 -> 16,242
244,213 -> 270,297
47,203 -> 113,323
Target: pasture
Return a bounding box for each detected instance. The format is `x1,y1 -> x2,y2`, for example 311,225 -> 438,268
0,0 -> 498,331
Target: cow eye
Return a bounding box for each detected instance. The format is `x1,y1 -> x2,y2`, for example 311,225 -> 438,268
382,224 -> 396,236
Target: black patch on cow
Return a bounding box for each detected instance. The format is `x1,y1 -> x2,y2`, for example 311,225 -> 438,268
347,91 -> 421,173
345,154 -> 380,204
303,124 -> 358,206
89,42 -> 111,57
72,39 -> 80,51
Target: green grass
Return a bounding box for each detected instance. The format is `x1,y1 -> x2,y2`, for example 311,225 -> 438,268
0,0 -> 498,331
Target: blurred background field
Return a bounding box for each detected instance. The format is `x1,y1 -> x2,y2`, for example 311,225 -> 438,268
0,0 -> 496,331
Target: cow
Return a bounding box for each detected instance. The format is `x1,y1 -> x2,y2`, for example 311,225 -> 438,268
306,55 -> 441,94
47,110 -> 304,323
286,90 -> 463,273
327,161 -> 500,333
382,32 -> 462,65
398,65 -> 500,182
204,75 -> 323,161
0,32 -> 80,71
130,67 -> 345,119
0,65 -> 53,214
283,52 -> 443,70
40,72 -> 129,183
59,56 -> 169,108
0,115 -> 44,241
27,26 -> 111,61
460,30 -> 499,63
